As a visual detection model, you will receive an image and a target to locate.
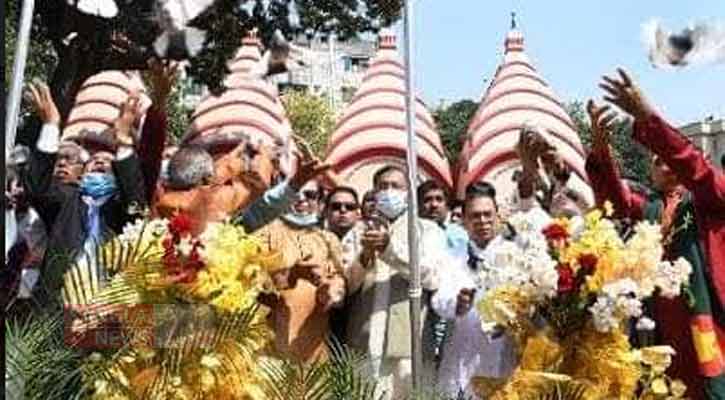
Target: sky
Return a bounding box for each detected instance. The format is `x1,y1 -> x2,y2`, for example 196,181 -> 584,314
392,0 -> 724,125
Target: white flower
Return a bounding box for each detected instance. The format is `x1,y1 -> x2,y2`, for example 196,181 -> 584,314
636,317 -> 656,331
590,295 -> 618,333
654,258 -> 692,299
177,237 -> 194,257
616,296 -> 643,318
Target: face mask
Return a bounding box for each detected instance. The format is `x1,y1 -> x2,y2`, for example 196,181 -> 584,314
80,172 -> 118,199
376,189 -> 407,220
282,211 -> 319,228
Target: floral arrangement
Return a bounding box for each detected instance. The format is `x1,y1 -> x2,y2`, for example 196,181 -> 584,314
62,213 -> 284,399
110,213 -> 284,312
476,204 -> 693,399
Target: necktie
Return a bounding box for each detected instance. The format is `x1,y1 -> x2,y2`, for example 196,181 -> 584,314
83,195 -> 112,245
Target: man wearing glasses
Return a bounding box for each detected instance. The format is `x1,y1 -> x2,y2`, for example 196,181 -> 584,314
324,186 -> 361,239
254,180 -> 346,363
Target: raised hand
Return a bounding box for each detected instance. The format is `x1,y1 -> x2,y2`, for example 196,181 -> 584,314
145,59 -> 179,106
599,68 -> 655,121
114,91 -> 142,147
26,81 -> 60,125
289,133 -> 332,190
290,255 -> 325,287
586,100 -> 617,155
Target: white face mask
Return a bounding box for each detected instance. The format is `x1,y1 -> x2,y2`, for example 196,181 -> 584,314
282,211 -> 319,228
376,189 -> 407,220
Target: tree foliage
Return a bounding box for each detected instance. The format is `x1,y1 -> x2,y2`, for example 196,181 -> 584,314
432,99 -> 479,165
567,101 -> 651,184
281,89 -> 336,158
5,0 -> 59,121
5,0 -> 401,125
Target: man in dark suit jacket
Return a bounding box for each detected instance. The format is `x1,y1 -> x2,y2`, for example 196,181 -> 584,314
23,83 -> 148,301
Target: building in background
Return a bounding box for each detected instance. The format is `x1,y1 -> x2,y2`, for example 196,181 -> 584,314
325,29 -> 453,195
456,16 -> 592,207
270,34 -> 377,113
680,117 -> 725,166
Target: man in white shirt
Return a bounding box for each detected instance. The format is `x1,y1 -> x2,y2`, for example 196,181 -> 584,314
432,182 -> 517,399
342,165 -> 447,398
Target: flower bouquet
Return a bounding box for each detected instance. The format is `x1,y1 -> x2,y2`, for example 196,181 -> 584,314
475,205 -> 692,399
62,213 -> 284,399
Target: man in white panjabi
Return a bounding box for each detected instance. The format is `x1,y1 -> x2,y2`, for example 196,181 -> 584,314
432,182 -> 518,399
342,165 -> 447,399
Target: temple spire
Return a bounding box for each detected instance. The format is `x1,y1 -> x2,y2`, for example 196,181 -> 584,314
511,11 -> 517,29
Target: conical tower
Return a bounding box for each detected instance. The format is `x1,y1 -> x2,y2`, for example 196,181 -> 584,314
457,17 -> 592,205
186,30 -> 296,171
325,29 -> 453,194
63,71 -> 151,143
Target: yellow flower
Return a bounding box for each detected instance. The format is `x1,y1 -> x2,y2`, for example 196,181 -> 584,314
201,354 -> 221,369
200,370 -> 216,392
651,378 -> 669,394
640,346 -> 676,372
603,201 -> 614,217
670,379 -> 687,397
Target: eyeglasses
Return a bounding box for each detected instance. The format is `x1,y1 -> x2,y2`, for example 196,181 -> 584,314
329,202 -> 359,212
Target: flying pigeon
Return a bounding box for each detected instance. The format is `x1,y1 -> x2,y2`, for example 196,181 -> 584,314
66,0 -> 119,18
644,19 -> 725,68
153,0 -> 217,60
251,30 -> 308,79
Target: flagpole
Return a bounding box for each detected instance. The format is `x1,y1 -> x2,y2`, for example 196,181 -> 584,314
402,0 -> 422,391
5,0 -> 36,157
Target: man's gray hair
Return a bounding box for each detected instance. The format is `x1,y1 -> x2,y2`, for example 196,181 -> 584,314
166,145 -> 215,190
59,141 -> 90,163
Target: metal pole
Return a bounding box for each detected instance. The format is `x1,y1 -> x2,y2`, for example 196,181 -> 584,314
328,33 -> 336,111
5,0 -> 36,157
402,0 -> 422,391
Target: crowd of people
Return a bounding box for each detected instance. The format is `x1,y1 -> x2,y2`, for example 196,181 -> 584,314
4,64 -> 725,399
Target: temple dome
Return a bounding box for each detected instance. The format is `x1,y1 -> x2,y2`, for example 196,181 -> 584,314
63,71 -> 151,141
457,22 -> 593,206
325,29 -> 452,193
186,30 -> 296,171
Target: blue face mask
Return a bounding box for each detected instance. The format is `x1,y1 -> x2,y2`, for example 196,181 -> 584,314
282,211 -> 319,228
376,189 -> 407,219
80,172 -> 118,200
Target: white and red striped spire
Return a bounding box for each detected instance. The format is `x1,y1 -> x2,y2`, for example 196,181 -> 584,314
324,29 -> 453,193
456,16 -> 592,204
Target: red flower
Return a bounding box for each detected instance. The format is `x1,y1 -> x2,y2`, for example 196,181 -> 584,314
557,264 -> 575,294
542,223 -> 569,242
169,213 -> 196,237
578,254 -> 598,275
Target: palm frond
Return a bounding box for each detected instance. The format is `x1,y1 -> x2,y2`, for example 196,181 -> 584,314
523,380 -> 590,400
324,338 -> 383,400
94,304 -> 273,400
260,356 -> 331,400
5,311 -> 85,400
61,224 -> 165,335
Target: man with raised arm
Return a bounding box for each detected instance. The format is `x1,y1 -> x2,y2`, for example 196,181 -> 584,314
23,83 -> 147,299
585,68 -> 725,398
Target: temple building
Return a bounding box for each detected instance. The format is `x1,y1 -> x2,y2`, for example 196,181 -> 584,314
62,71 -> 151,140
185,30 -> 297,172
456,18 -> 593,207
324,29 -> 453,194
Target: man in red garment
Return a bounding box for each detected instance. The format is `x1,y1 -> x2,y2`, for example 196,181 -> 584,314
585,68 -> 725,398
